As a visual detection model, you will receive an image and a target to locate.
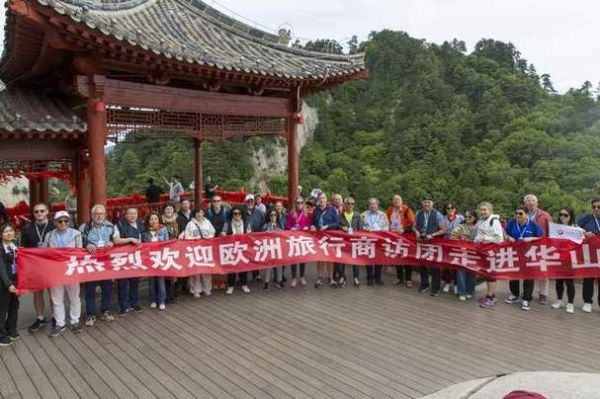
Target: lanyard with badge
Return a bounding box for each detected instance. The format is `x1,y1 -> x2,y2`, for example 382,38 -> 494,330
35,223 -> 48,247
516,219 -> 530,240
94,224 -> 107,247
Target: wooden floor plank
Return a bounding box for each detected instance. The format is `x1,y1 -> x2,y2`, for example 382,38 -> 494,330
0,342 -> 41,399
113,315 -> 232,399
4,270 -> 600,398
33,332 -> 100,399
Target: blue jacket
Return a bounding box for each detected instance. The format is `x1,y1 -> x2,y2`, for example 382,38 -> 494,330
312,205 -> 341,230
505,218 -> 542,240
578,214 -> 600,234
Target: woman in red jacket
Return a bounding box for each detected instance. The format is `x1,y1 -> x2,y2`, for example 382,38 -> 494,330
286,197 -> 312,287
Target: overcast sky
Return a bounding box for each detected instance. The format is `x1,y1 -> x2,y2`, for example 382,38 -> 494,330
1,0 -> 598,92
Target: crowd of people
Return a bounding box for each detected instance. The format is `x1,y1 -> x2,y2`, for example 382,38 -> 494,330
1,190 -> 600,347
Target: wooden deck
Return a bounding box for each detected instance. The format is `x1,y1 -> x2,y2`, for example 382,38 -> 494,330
2,271 -> 600,399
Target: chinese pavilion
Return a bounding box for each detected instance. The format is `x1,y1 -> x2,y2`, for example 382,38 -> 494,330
0,0 -> 367,221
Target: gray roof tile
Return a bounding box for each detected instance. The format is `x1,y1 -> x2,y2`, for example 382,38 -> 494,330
34,0 -> 365,81
0,86 -> 86,133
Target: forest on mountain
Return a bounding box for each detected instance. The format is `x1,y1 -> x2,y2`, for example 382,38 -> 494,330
107,30 -> 600,216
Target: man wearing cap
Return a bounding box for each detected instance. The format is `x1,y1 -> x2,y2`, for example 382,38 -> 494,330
21,202 -> 55,333
413,195 -> 447,296
244,194 -> 266,280
44,211 -> 83,336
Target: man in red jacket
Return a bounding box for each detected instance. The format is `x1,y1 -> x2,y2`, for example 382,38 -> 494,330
524,194 -> 552,305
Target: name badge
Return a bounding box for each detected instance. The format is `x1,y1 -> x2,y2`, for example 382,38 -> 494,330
11,263 -> 16,275
348,227 -> 354,234
97,240 -> 105,248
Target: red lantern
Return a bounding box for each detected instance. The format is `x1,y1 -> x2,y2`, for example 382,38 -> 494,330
94,100 -> 106,112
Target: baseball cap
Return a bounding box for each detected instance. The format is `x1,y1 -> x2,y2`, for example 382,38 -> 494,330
421,194 -> 434,201
244,194 -> 255,202
54,210 -> 71,220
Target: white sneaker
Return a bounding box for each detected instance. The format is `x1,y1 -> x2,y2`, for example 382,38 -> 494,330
459,295 -> 466,301
566,303 -> 574,314
442,283 -> 451,293
193,293 -> 201,299
150,302 -> 157,309
225,287 -> 234,295
204,292 -> 212,297
505,294 -> 520,304
551,301 -> 564,309
159,304 -> 166,311
582,303 -> 592,313
241,285 -> 250,294
521,300 -> 531,311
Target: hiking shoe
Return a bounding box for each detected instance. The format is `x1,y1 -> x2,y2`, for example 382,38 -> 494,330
314,278 -> 323,288
582,303 -> 592,313
85,315 -> 96,327
28,318 -> 48,333
118,309 -> 129,317
505,294 -> 520,304
538,295 -> 548,305
479,297 -> 496,309
48,325 -> 66,337
70,323 -> 83,334
566,303 -> 575,314
101,311 -> 114,322
0,336 -> 14,347
8,332 -> 20,341
130,306 -> 143,313
430,289 -> 440,297
521,300 -> 531,311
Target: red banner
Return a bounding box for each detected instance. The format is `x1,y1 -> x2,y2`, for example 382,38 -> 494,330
16,231 -> 600,293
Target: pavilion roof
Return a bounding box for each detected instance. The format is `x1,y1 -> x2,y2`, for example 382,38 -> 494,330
0,86 -> 86,133
1,0 -> 367,86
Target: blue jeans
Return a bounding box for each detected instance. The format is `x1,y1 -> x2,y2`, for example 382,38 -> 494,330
85,280 -> 113,315
117,278 -> 140,311
456,270 -> 475,295
149,277 -> 166,305
366,266 -> 382,282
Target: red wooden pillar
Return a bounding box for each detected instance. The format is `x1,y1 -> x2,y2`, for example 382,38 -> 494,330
75,151 -> 91,224
29,177 -> 39,214
287,115 -> 299,205
39,177 -> 49,206
87,98 -> 107,206
193,138 -> 203,208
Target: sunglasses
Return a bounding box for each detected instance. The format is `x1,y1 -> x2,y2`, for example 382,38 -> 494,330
593,205 -> 600,210
270,214 -> 278,217
213,200 -> 221,203
34,209 -> 47,214
559,213 -> 570,217
446,207 -> 454,210
57,219 -> 70,224
466,215 -> 475,219
233,212 -> 242,216
515,211 -> 525,216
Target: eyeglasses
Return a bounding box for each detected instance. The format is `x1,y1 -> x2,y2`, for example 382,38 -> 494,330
57,219 -> 69,224
233,212 -> 242,216
446,207 -> 454,210
466,215 -> 475,219
515,211 -> 525,216
270,214 -> 278,218
559,213 -> 570,217
34,209 -> 47,214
